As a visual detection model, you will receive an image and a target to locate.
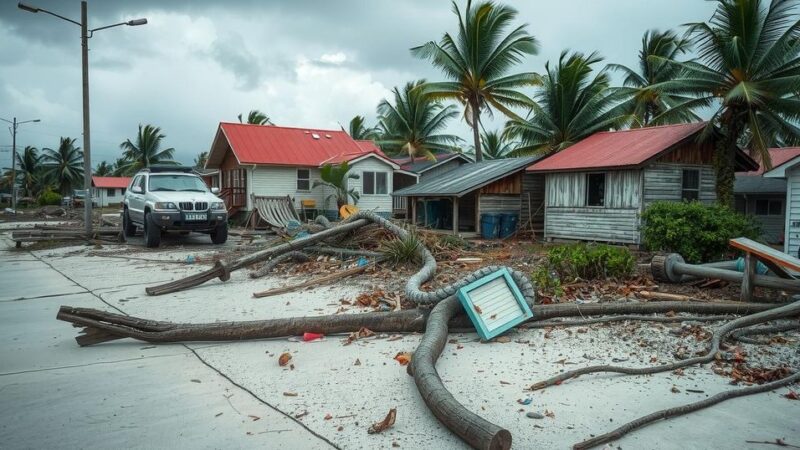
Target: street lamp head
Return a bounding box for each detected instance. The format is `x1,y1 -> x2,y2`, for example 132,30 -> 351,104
17,2 -> 40,13
32,119 -> 41,123
127,18 -> 147,26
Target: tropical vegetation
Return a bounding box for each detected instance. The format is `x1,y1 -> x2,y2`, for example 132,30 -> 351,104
467,130 -> 516,160
194,151 -> 208,168
94,160 -> 112,176
377,80 -> 462,162
118,124 -> 176,175
313,161 -> 360,209
505,51 -> 630,155
412,0 -> 540,161
41,137 -> 84,195
345,115 -> 379,140
238,109 -> 273,125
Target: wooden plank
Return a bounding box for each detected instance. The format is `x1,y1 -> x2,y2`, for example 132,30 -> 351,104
730,237 -> 800,273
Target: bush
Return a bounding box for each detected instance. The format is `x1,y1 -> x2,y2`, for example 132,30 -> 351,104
532,242 -> 635,297
641,201 -> 760,263
379,230 -> 422,265
37,189 -> 62,206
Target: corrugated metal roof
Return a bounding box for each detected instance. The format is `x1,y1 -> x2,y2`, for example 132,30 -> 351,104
527,122 -> 707,172
393,157 -> 539,197
211,123 -> 386,167
739,147 -> 800,176
91,176 -> 131,189
735,175 -> 786,194
391,153 -> 471,173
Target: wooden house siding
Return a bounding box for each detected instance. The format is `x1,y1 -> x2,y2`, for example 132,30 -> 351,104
785,169 -> 800,257
643,164 -> 716,206
481,172 -> 522,195
479,195 -> 521,213
543,170 -> 642,244
520,173 -> 545,233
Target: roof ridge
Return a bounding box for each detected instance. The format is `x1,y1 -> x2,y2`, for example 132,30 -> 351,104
219,122 -> 348,134
594,121 -> 707,135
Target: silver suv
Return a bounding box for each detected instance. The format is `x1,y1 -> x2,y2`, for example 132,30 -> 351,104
122,166 -> 228,247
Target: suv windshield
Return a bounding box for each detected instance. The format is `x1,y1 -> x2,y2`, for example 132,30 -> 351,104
148,175 -> 208,192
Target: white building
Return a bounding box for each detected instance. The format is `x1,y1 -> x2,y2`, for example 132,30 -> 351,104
91,176 -> 131,207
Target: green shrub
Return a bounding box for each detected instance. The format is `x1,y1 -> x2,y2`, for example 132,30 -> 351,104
531,242 -> 635,297
641,201 -> 760,263
379,230 -> 422,265
37,189 -> 62,206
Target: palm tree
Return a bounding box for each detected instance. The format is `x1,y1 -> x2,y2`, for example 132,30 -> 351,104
16,146 -> 41,197
94,160 -> 112,176
41,137 -> 83,195
467,130 -> 516,160
194,151 -> 209,168
411,0 -> 540,161
377,80 -> 463,162
119,124 -> 176,174
505,51 -> 631,155
111,157 -> 130,177
313,162 -> 360,209
345,115 -> 379,140
609,29 -> 702,127
238,110 -> 273,125
654,0 -> 800,206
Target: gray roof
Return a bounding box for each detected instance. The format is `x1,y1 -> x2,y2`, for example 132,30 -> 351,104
393,157 -> 539,197
735,174 -> 786,194
401,154 -> 471,174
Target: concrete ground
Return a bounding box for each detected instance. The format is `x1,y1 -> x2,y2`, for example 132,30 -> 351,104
1,221 -> 798,449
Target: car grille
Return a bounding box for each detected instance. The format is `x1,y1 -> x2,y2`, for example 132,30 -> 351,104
179,202 -> 208,211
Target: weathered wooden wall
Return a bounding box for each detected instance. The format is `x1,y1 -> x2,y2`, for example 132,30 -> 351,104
480,173 -> 522,195
736,193 -> 786,244
642,164 -> 716,206
478,195 -> 521,213
520,173 -> 545,234
656,140 -> 715,165
544,170 -> 642,244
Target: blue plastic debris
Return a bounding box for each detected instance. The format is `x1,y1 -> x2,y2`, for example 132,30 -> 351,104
185,255 -> 196,264
357,256 -> 368,267
456,268 -> 533,340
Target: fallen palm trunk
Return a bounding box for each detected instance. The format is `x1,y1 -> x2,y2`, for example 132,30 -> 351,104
249,251 -> 310,279
145,219 -> 369,295
56,301 -> 778,347
252,259 -> 385,298
410,296 -> 512,450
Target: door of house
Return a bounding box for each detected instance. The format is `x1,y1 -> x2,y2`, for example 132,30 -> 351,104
222,168 -> 247,209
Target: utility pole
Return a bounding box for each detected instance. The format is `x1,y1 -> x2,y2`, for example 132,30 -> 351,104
1,116 -> 40,214
18,1 -> 147,237
81,1 -> 91,236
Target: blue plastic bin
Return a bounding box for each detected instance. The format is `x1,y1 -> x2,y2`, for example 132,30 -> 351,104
499,213 -> 519,238
480,214 -> 500,239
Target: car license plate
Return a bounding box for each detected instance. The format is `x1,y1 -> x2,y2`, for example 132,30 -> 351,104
185,213 -> 206,221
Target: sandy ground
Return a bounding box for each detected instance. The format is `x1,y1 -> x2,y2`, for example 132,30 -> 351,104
1,221 -> 799,450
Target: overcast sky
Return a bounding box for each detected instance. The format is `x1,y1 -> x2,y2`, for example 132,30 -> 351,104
0,0 -> 717,168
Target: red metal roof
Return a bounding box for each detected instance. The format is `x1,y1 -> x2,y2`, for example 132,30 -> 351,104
92,176 -> 131,189
740,147 -> 800,176
215,123 -> 386,167
527,122 -> 708,172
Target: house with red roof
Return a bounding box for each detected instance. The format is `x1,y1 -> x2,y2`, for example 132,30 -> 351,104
735,148 -> 800,243
524,122 -> 758,245
91,176 -> 131,207
204,123 -> 410,218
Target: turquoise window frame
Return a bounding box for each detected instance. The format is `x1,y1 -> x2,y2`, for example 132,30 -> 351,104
456,267 -> 534,340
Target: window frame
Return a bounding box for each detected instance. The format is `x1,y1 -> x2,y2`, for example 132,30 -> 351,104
106,188 -> 116,196
681,169 -> 700,202
755,198 -> 782,216
362,171 -> 388,196
585,172 -> 606,207
296,168 -> 311,192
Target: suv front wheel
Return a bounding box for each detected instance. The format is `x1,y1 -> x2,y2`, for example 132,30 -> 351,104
210,222 -> 228,245
143,212 -> 161,248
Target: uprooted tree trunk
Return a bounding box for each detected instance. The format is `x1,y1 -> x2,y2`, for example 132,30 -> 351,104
57,301 -> 779,346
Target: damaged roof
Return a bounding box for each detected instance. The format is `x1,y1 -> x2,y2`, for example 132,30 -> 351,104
393,157 -> 539,197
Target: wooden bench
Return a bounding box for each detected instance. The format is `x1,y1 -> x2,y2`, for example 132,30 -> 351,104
729,237 -> 800,301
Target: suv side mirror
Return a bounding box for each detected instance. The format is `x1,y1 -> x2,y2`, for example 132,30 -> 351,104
131,185 -> 143,194
211,187 -> 220,194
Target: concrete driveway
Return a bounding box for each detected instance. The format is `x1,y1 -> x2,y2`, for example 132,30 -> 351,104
1,222 -> 798,449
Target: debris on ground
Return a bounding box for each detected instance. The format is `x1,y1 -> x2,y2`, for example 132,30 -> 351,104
367,408 -> 397,434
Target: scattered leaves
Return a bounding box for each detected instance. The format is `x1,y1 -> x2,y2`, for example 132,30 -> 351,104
354,358 -> 362,366
278,352 -> 292,367
367,408 -> 397,434
474,305 -> 483,314
344,327 -> 375,345
248,415 -> 261,421
394,352 -> 412,366
324,413 -> 333,420
283,392 -> 298,397
785,390 -> 799,400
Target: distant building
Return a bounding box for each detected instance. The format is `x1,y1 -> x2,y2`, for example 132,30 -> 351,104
91,176 -> 131,207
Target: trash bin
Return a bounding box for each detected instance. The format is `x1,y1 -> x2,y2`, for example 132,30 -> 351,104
480,213 -> 500,239
734,257 -> 769,275
499,213 -> 519,238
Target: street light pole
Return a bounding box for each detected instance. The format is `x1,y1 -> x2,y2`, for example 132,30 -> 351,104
80,1 -> 91,236
1,116 -> 40,214
18,2 -> 146,238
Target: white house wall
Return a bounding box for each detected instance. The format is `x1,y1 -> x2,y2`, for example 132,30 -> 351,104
92,187 -> 126,207
785,168 -> 800,257
250,166 -> 336,215
348,157 -> 394,216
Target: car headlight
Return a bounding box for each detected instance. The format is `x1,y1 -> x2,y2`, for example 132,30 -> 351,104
210,202 -> 225,210
154,202 -> 178,210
